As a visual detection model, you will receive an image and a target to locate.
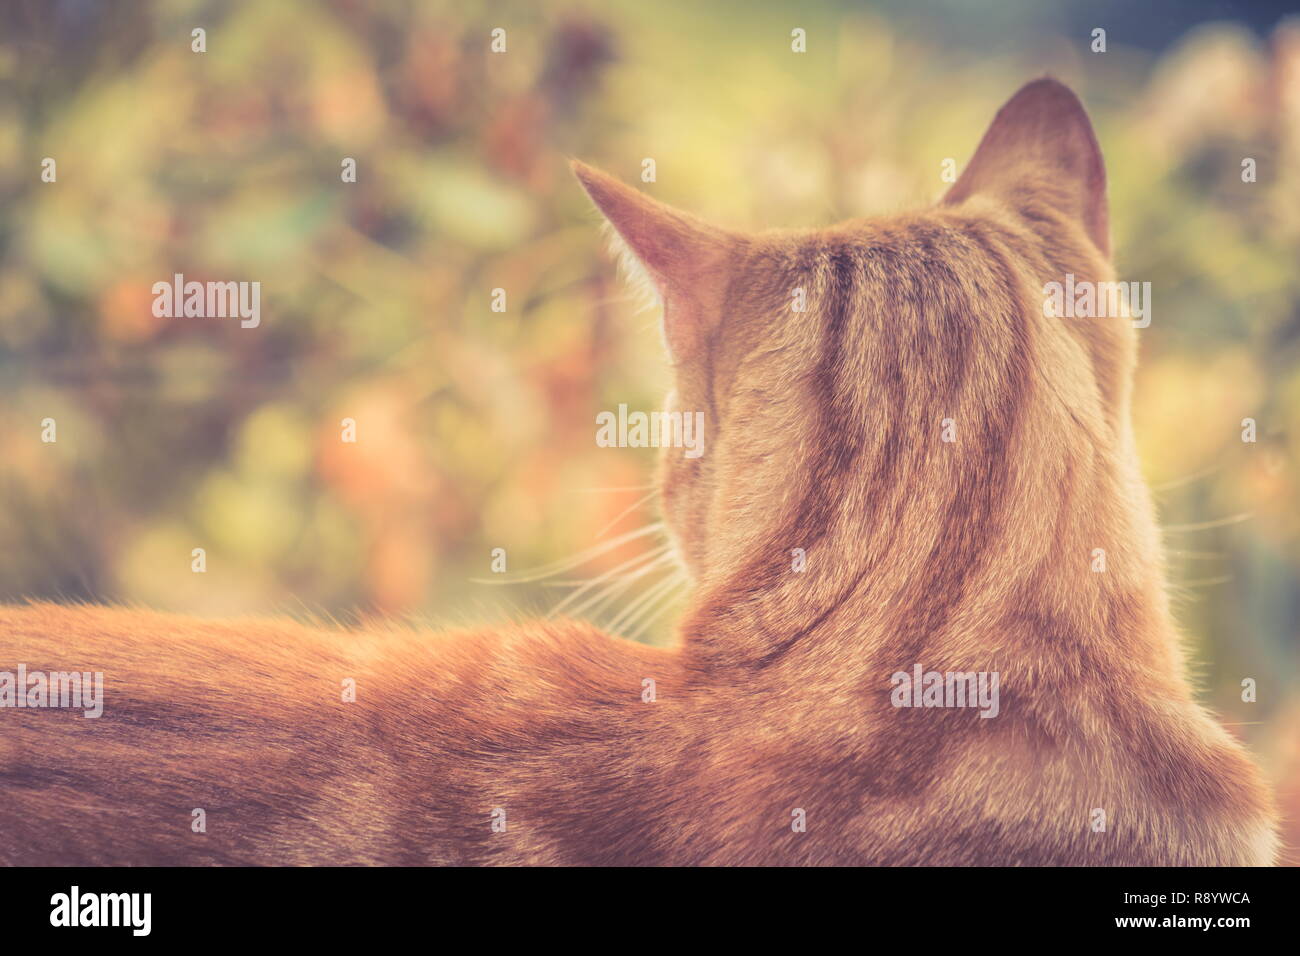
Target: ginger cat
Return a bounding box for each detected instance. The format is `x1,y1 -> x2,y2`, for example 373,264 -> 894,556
0,79 -> 1277,866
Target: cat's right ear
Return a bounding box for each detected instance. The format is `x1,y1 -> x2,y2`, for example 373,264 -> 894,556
572,160 -> 731,362
943,77 -> 1109,257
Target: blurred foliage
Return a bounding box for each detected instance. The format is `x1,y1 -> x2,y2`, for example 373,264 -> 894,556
1,0 -> 1298,857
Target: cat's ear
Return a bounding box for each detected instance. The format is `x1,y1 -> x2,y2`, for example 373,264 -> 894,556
943,78 -> 1109,257
572,160 -> 731,361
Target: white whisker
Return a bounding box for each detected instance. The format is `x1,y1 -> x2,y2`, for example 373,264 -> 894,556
619,572 -> 688,642
558,557 -> 677,623
606,569 -> 686,638
469,522 -> 665,584
1152,464 -> 1223,492
1164,514 -> 1252,533
549,545 -> 671,619
593,489 -> 657,540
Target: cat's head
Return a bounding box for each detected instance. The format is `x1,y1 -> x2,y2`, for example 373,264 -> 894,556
575,79 -> 1122,614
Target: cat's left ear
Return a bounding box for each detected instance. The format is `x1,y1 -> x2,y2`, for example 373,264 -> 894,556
572,160 -> 732,362
943,77 -> 1109,257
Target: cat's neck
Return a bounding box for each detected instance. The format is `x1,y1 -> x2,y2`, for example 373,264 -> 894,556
677,432 -> 1174,680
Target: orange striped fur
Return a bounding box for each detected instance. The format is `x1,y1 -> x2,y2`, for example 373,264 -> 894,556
0,79 -> 1277,865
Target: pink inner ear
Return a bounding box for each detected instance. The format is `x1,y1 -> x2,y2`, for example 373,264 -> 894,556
944,78 -> 1109,257
659,295 -> 711,364
572,160 -> 731,361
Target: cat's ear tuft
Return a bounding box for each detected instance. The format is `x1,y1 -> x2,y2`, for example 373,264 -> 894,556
943,78 -> 1109,257
572,160 -> 730,360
